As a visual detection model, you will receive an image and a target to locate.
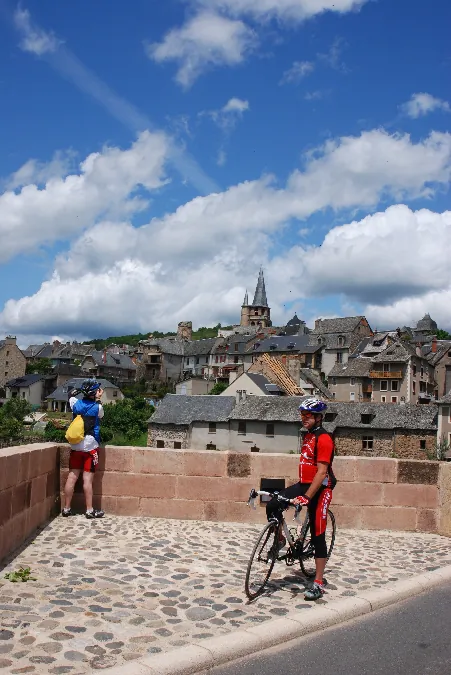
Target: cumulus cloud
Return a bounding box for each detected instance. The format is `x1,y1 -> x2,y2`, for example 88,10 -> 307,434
203,97 -> 250,129
280,61 -> 314,85
4,150 -> 76,191
149,1 -> 367,85
0,131 -> 168,262
194,0 -> 368,23
401,93 -> 451,119
2,127 -> 451,336
146,11 -> 256,88
14,8 -> 62,55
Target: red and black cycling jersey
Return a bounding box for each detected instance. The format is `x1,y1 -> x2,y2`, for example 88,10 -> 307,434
299,426 -> 334,486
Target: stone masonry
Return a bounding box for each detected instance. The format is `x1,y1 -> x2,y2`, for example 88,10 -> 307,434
0,337 -> 26,389
147,424 -> 189,449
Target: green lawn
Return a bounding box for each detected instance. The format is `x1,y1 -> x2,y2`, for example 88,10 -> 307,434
108,432 -> 147,447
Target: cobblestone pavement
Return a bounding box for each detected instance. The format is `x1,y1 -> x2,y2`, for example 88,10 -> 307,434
0,515 -> 450,674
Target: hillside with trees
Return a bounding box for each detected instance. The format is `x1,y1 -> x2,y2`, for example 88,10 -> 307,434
84,324 -> 233,349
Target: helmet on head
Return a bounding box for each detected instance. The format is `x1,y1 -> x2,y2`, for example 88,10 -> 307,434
80,379 -> 101,397
298,397 -> 327,414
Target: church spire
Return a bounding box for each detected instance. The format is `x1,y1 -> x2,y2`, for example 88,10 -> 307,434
242,289 -> 249,306
252,268 -> 268,307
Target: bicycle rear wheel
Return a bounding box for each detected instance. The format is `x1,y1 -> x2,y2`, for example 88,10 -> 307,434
245,521 -> 278,600
299,510 -> 336,578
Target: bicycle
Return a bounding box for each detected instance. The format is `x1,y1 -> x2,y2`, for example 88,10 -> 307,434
244,489 -> 336,601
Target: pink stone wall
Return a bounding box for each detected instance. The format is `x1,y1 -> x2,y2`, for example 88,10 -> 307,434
59,446 -> 451,536
0,443 -> 60,563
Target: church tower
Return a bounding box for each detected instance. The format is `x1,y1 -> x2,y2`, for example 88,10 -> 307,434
240,269 -> 271,328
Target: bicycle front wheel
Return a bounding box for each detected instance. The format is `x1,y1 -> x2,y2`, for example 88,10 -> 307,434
299,509 -> 336,578
245,521 -> 278,600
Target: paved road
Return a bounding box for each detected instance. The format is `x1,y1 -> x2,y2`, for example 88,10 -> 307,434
209,583 -> 451,675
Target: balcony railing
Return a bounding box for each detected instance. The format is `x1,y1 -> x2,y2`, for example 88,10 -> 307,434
369,371 -> 402,379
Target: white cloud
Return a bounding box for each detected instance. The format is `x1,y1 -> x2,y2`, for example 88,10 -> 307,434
14,8 -> 62,55
204,97 -> 250,130
317,37 -> 348,72
2,127 -> 451,336
401,93 -> 451,119
366,287 -> 451,333
4,150 -> 76,191
146,11 -> 256,88
280,61 -> 314,85
0,131 -> 168,262
194,0 -> 368,22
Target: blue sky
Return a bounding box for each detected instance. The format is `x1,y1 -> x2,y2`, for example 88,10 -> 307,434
0,0 -> 450,345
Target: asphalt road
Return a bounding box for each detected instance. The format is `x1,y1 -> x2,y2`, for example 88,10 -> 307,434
208,583 -> 451,675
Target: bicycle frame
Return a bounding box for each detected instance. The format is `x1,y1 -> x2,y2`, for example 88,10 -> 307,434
248,489 -> 310,559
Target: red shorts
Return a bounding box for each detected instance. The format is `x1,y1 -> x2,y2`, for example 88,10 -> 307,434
69,449 -> 99,473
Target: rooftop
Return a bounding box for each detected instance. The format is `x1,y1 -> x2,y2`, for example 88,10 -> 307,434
311,316 -> 367,335
149,394 -> 236,425
6,374 -> 44,387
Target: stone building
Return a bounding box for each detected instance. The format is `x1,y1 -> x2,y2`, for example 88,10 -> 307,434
309,316 -> 373,377
240,269 -> 271,329
424,338 -> 451,398
148,395 -> 438,459
0,337 -> 26,389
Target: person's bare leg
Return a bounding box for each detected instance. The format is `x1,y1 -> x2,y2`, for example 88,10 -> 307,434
64,470 -> 81,509
83,472 -> 94,512
315,557 -> 327,583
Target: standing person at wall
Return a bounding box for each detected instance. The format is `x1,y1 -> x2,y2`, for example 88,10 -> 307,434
62,379 -> 105,519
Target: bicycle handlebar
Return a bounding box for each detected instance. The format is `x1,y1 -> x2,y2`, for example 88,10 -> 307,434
247,489 -> 302,518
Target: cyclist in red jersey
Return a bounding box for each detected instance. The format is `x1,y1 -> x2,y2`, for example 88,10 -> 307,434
266,397 -> 335,601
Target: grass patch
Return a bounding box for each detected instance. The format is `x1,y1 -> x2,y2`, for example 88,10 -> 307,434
108,432 -> 147,447
5,567 -> 37,582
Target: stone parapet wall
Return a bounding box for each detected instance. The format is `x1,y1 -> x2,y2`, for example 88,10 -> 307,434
0,443 -> 60,563
59,446 -> 451,536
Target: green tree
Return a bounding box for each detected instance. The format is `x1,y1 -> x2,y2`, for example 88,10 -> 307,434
0,398 -> 32,440
101,397 -> 154,443
26,358 -> 54,375
208,381 -> 229,395
436,329 -> 451,340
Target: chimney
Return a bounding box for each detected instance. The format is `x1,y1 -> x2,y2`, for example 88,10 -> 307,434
432,336 -> 437,354
416,343 -> 422,358
241,390 -> 247,401
315,319 -> 322,329
5,336 -> 16,345
235,391 -> 241,404
177,321 -> 193,341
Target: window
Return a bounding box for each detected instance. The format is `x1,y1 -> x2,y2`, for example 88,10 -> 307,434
331,378 -> 336,385
413,381 -> 416,395
419,381 -> 426,393
336,352 -> 343,364
420,367 -> 424,377
196,357 -> 200,365
350,377 -> 355,386
209,422 -> 216,434
361,414 -> 372,424
266,423 -> 275,437
362,436 -> 373,451
234,343 -> 239,352
174,441 -> 182,449
420,440 -> 426,450
238,421 -> 247,435
380,380 -> 388,391
5,361 -> 8,366
391,396 -> 398,403
113,390 -> 118,397
6,350 -> 9,356
338,336 -> 345,346
234,356 -> 239,364
448,351 -> 451,358
391,381 -> 399,391
156,440 -> 165,448
22,392 -> 26,398
413,365 -> 417,376
350,392 -> 355,401
215,355 -> 219,363
381,395 -> 386,402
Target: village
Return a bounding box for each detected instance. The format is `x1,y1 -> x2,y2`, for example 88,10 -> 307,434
1,270 -> 450,461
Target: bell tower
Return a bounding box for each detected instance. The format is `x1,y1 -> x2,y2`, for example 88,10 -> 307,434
240,269 -> 271,328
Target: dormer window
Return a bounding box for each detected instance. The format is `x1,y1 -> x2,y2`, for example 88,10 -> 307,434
269,344 -> 277,351
338,336 -> 345,347
287,343 -> 295,349
317,337 -> 323,345
361,414 -> 373,424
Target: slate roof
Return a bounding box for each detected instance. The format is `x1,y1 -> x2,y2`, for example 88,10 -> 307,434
424,342 -> 451,365
184,338 -> 221,357
372,341 -> 414,363
251,334 -> 314,354
299,369 -> 333,399
252,269 -> 269,307
139,338 -> 185,356
414,313 -> 438,333
244,373 -> 284,395
328,358 -> 373,378
148,395 -> 236,425
47,378 -> 119,401
87,351 -> 137,370
22,344 -> 53,359
149,395 -> 438,432
438,393 -> 451,404
6,375 -> 44,387
311,316 -> 365,335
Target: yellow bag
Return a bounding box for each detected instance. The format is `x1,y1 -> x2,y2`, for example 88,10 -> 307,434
65,415 -> 85,445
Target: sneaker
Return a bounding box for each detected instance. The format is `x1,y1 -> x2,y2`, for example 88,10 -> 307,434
85,509 -> 104,519
62,508 -> 74,517
304,582 -> 325,601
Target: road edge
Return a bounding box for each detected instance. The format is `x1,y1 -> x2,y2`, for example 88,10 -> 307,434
102,564 -> 451,675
